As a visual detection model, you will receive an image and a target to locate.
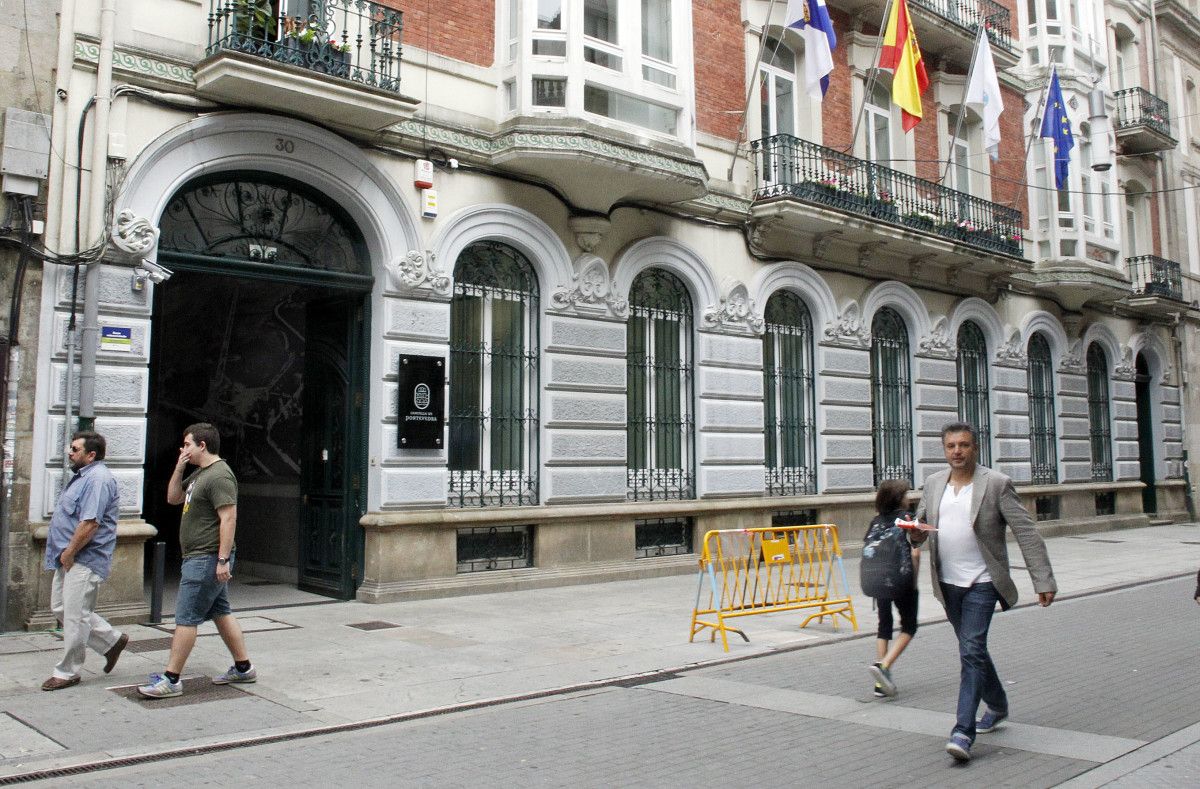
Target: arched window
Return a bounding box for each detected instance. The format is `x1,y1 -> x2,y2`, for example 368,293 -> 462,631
626,268 -> 695,501
870,307 -> 913,485
763,291 -> 816,495
956,320 -> 992,466
1086,343 -> 1113,481
448,241 -> 540,506
1027,332 -> 1058,484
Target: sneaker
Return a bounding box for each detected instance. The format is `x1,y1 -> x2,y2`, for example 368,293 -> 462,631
977,708 -> 1008,733
945,733 -> 972,762
137,673 -> 182,699
868,662 -> 897,697
873,683 -> 886,698
212,665 -> 257,685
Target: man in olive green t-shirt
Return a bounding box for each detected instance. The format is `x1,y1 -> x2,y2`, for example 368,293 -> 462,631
138,423 -> 257,699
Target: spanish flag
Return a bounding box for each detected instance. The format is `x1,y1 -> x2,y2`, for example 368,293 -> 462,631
879,0 -> 929,131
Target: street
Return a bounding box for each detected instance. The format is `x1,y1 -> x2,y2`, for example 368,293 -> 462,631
51,575 -> 1199,788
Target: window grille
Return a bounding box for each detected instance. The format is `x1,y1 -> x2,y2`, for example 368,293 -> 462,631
1086,343 -> 1113,482
870,307 -> 913,485
763,291 -> 817,495
771,509 -> 819,527
1035,495 -> 1060,521
448,241 -> 540,506
1027,333 -> 1059,484
1094,491 -> 1116,516
626,268 -> 695,501
956,321 -> 992,466
456,525 -> 534,573
634,517 -> 693,558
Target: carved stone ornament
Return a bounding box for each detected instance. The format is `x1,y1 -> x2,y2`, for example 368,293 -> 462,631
994,329 -> 1029,368
917,316 -> 955,358
389,250 -> 451,297
811,230 -> 842,260
110,210 -> 159,260
1058,340 -> 1086,374
822,301 -> 869,348
550,255 -> 628,317
568,216 -> 611,254
1112,346 -> 1136,381
858,242 -> 884,269
749,218 -> 779,251
702,277 -> 765,335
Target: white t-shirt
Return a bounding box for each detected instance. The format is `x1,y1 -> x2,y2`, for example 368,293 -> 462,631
937,482 -> 991,587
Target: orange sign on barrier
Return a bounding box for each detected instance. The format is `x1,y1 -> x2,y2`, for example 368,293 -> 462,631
689,524 -> 858,652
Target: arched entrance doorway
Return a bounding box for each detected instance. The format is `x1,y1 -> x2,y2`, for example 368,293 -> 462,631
1134,353 -> 1157,514
144,173 -> 372,599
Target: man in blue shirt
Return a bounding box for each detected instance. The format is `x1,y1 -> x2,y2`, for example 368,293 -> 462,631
41,431 -> 128,691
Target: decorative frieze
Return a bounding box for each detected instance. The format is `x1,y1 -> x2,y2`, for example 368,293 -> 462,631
389,250 -> 451,298
549,255 -> 628,318
822,301 -> 869,348
916,316 -> 955,359
994,329 -> 1028,368
701,279 -> 764,335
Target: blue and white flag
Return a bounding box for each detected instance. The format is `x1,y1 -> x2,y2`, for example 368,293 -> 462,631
1039,68 -> 1074,190
786,0 -> 838,100
965,28 -> 1004,160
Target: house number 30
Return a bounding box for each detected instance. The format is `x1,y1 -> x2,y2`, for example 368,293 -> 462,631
275,137 -> 296,153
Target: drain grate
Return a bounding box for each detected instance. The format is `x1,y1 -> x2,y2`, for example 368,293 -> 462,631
1088,538 -> 1124,544
109,678 -> 250,709
126,637 -> 174,653
346,621 -> 401,631
243,580 -> 279,586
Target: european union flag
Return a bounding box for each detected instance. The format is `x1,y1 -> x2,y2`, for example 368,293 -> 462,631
1039,69 -> 1074,190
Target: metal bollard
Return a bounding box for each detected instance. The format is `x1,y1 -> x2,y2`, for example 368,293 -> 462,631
149,540 -> 165,624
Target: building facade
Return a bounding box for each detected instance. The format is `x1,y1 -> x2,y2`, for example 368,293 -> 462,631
2,0 -> 1196,626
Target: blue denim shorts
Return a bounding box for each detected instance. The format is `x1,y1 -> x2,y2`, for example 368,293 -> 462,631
175,554 -> 233,626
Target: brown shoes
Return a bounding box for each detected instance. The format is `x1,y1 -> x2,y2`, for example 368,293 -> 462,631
41,675 -> 81,691
103,633 -> 129,673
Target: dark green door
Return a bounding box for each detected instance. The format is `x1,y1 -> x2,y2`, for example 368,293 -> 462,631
1134,354 -> 1156,515
299,298 -> 367,598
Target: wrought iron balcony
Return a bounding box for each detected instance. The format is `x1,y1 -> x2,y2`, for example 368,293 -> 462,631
751,134 -> 1023,257
1113,87 -> 1175,154
1127,255 -> 1183,301
909,0 -> 1014,52
206,0 -> 403,93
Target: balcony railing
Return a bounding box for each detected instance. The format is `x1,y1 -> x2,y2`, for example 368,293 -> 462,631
751,134 -> 1024,257
206,0 -> 403,93
909,0 -> 1014,52
1127,255 -> 1183,301
1114,87 -> 1171,138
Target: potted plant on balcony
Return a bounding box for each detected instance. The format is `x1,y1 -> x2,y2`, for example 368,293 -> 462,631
903,209 -> 938,232
282,18 -> 352,79
231,0 -> 274,50
871,189 -> 899,221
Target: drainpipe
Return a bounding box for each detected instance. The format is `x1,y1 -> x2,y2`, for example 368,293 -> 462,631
76,0 -> 117,432
1171,312 -> 1196,519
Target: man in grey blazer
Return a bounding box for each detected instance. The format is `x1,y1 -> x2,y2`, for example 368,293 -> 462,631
910,422 -> 1057,762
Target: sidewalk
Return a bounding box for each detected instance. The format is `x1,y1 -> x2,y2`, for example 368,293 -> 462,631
0,522 -> 1196,778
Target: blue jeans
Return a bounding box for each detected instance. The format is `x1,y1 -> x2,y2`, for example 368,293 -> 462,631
940,581 -> 1006,742
175,554 -> 233,626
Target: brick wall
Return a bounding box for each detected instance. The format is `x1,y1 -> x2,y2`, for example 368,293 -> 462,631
385,0 -> 495,68
693,0 -> 745,140
821,10 -> 855,152
993,84 -> 1029,221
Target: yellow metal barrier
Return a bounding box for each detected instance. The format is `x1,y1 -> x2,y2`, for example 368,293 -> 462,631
689,524 -> 858,652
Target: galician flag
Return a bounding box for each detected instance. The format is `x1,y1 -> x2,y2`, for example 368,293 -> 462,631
1039,68 -> 1074,190
965,28 -> 1004,159
785,0 -> 838,100
879,0 -> 929,131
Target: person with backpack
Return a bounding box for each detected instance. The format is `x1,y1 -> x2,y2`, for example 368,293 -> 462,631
861,478 -> 924,699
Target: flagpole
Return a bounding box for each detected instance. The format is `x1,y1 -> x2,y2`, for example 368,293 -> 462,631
725,0 -> 782,181
940,27 -> 985,185
846,0 -> 896,156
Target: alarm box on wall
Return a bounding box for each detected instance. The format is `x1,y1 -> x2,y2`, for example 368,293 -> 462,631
397,355 -> 445,449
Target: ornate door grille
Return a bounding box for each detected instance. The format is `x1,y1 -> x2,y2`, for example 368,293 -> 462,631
1086,343 -> 1113,481
763,291 -> 817,495
1027,333 -> 1059,484
955,320 -> 992,466
448,241 -> 540,506
870,308 -> 913,485
627,268 -> 695,501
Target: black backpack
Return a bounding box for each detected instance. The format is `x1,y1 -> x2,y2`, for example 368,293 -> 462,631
860,512 -> 915,599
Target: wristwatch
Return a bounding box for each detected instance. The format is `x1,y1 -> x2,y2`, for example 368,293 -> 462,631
217,557 -> 230,565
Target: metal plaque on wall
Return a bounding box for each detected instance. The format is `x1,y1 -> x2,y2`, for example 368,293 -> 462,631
397,355 -> 445,449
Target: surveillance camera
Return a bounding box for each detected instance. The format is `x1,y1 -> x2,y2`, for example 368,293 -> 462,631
133,259 -> 174,285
